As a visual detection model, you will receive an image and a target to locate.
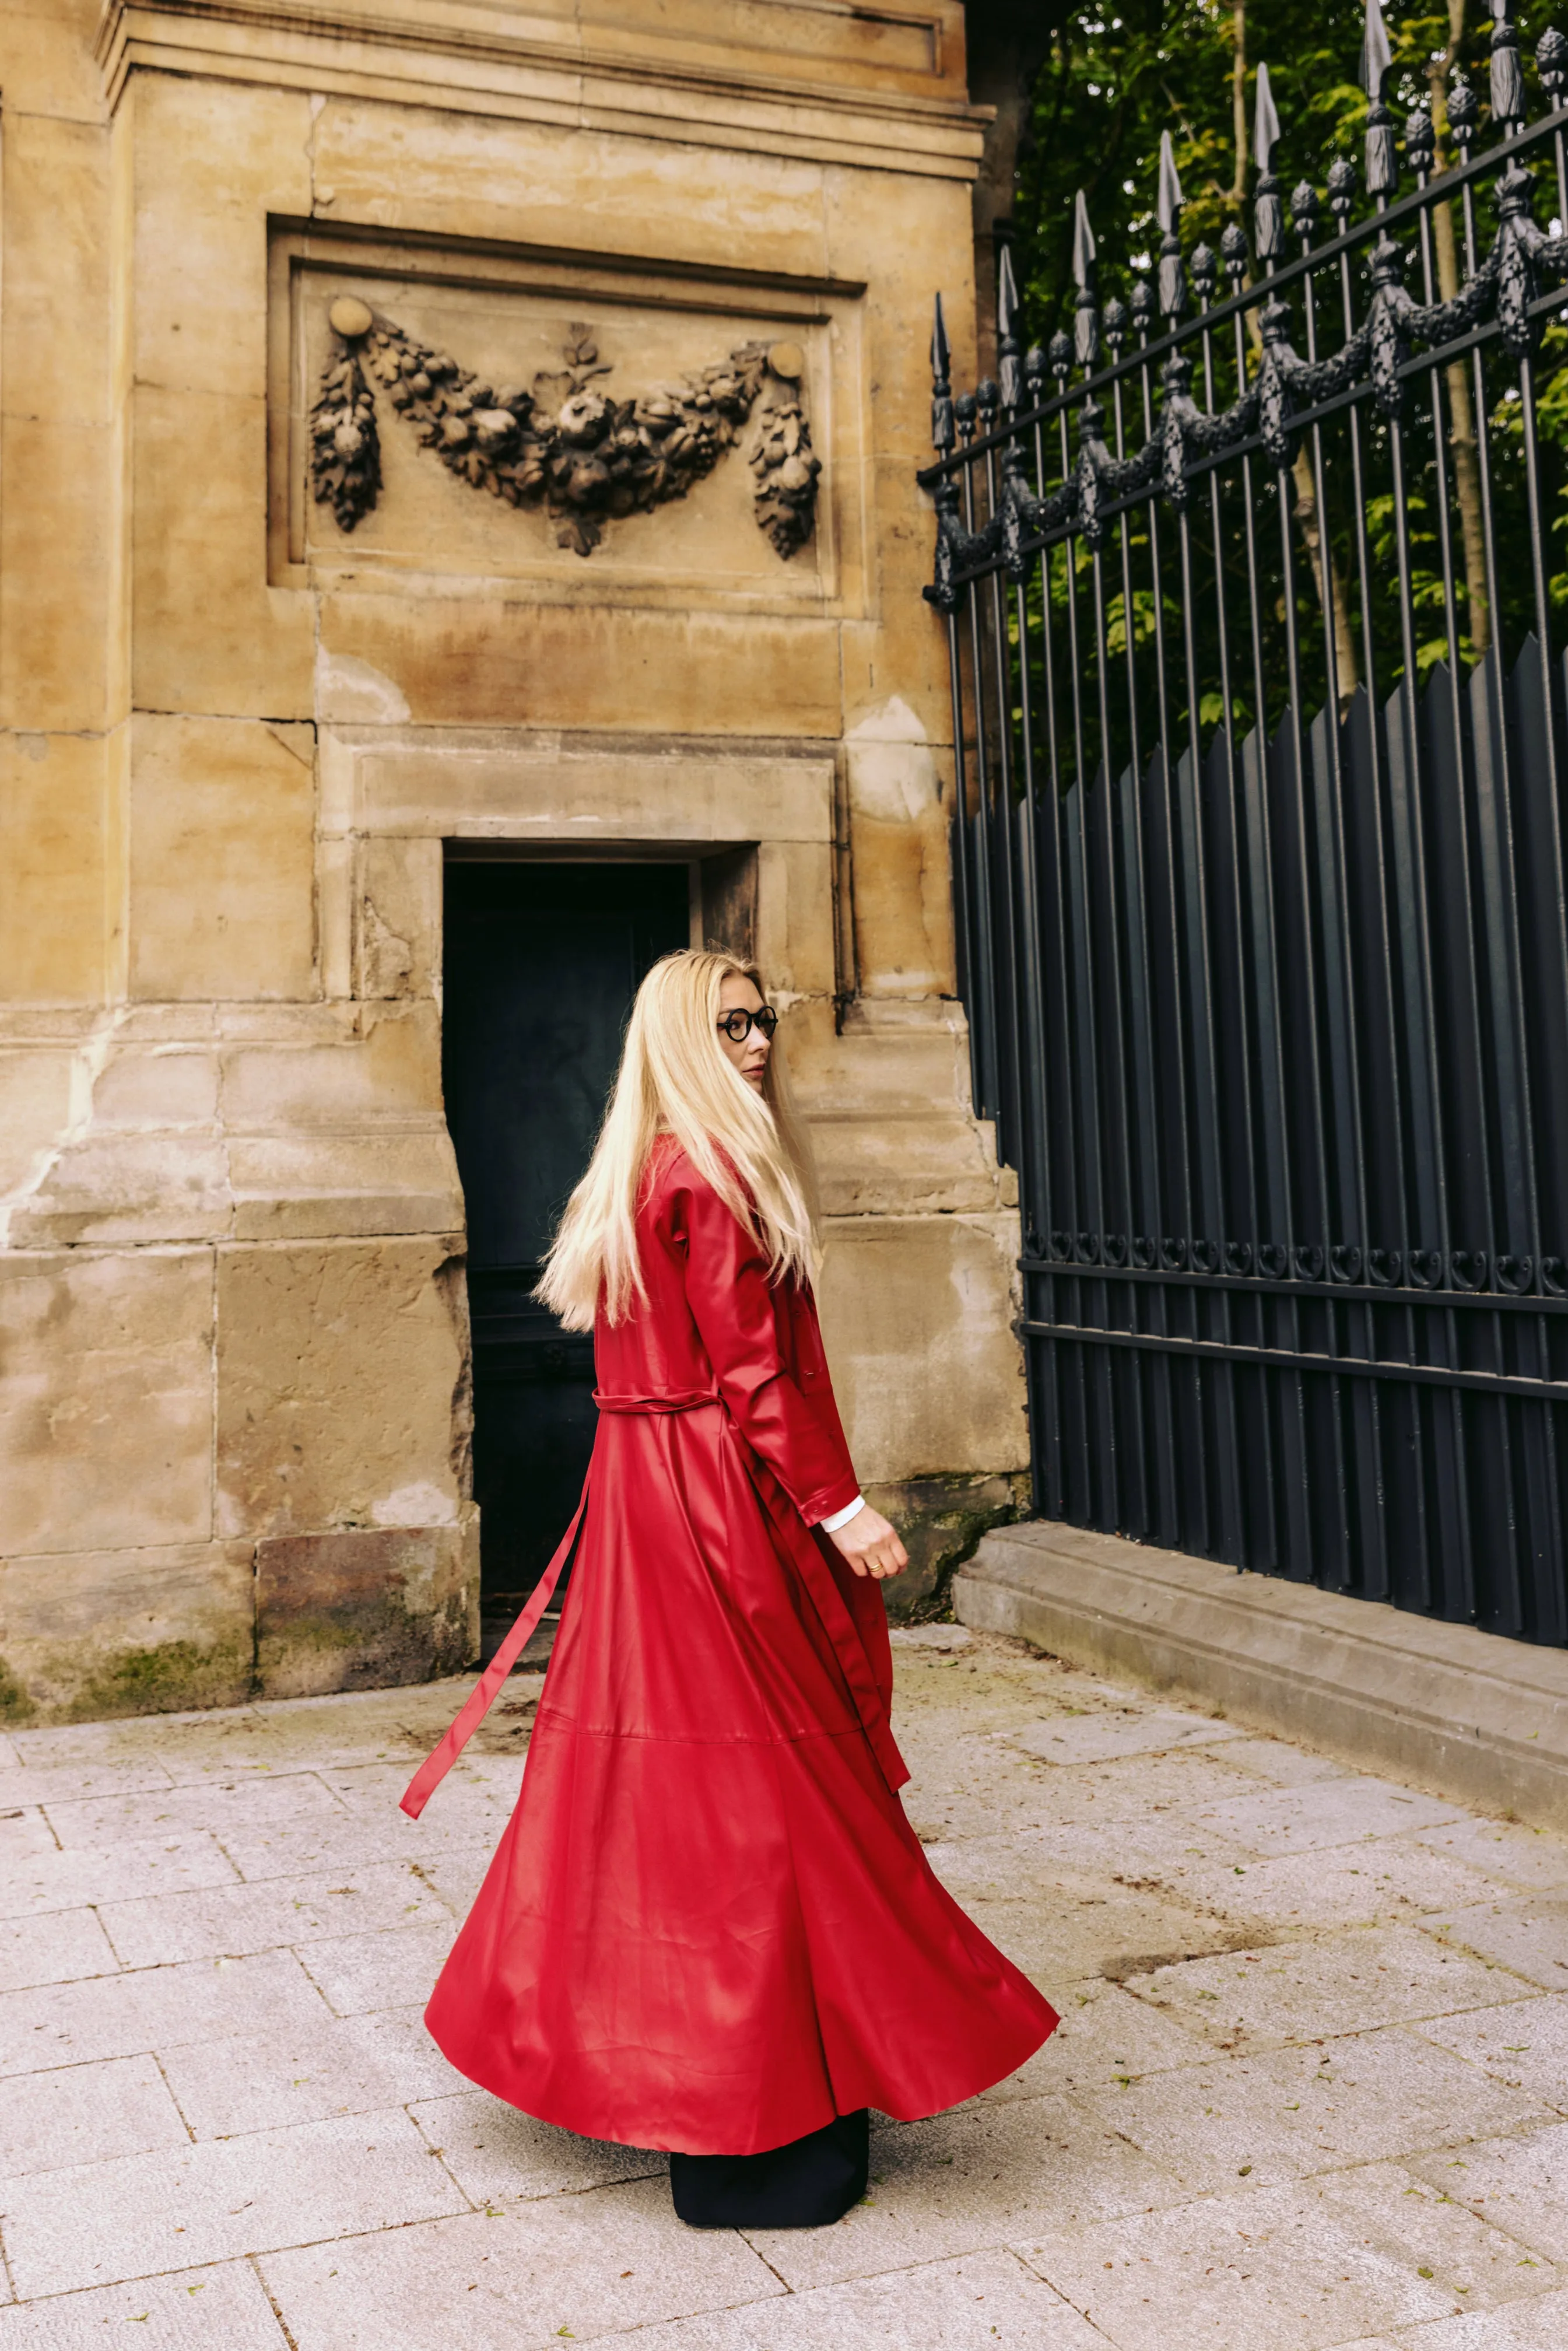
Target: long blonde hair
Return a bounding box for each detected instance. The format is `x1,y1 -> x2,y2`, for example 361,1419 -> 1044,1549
535,949 -> 819,1331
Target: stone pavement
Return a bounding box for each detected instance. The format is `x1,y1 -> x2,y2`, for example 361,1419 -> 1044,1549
4,1628 -> 1568,2351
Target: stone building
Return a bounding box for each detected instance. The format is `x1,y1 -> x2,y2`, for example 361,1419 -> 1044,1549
0,0 -> 1027,1722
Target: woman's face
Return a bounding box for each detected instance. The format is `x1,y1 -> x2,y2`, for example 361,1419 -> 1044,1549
716,972 -> 772,1093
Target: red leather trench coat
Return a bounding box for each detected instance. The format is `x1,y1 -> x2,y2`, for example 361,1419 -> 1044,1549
408,1136 -> 1057,2155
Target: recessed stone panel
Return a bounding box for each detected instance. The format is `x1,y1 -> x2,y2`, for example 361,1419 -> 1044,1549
272,226 -> 864,614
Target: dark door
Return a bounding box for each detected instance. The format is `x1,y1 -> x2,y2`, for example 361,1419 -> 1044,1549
442,860 -> 691,1626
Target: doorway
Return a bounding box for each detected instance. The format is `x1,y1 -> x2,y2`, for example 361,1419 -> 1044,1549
441,859 -> 692,1638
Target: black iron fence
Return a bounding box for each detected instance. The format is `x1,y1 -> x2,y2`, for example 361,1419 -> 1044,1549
921,5 -> 1568,1643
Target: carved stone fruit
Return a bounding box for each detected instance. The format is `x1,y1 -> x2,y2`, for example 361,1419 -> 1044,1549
777,455 -> 813,492
558,392 -> 609,444
329,296 -> 374,341
473,409 -> 519,450
333,421 -> 364,458
767,341 -> 805,381
440,415 -> 471,447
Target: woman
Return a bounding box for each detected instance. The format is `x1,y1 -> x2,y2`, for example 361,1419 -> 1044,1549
402,949 -> 1057,2227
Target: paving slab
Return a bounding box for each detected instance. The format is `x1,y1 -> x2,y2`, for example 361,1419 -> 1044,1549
1394,2290 -> 1568,2343
96,1858 -> 456,1968
43,1774 -> 350,1852
1177,1841 -> 1508,1933
0,1950 -> 330,2077
1131,1924 -> 1535,2053
294,1920 -> 458,2015
0,2261 -> 287,2350
1412,1819 -> 1568,1896
1406,2118 -> 1568,2265
623,2246 -> 1113,2349
0,2106 -> 471,2299
1414,1991 -> 1568,2110
1084,2029 -> 1551,2192
1015,2176 -> 1462,2349
0,1833 -> 241,1923
258,2174 -> 781,2350
408,2089 -> 664,2202
741,2095 -> 1181,2290
1425,1897 -> 1568,1992
156,2006 -> 465,2138
0,1909 -> 120,1995
0,2055 -> 191,2177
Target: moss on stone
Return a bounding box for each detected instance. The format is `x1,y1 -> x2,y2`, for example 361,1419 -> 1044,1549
0,1655 -> 38,1726
63,1639 -> 254,1723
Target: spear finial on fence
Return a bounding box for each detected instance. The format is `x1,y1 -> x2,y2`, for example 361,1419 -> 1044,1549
929,293 -> 954,453
1129,277 -> 1155,341
1406,106 -> 1436,183
1254,61 -> 1284,261
1071,191 -> 1100,369
997,245 -> 1024,410
1291,180 -> 1320,245
1448,75 -> 1479,156
1541,26 -> 1568,113
1490,0 -> 1525,132
1362,0 -> 1398,197
1157,131 -> 1187,317
1327,153 -> 1358,232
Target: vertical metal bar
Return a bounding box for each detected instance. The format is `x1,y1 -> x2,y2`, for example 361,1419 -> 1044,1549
956,397 -> 1002,1126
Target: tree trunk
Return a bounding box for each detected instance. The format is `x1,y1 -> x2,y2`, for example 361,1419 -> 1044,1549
1429,8 -> 1490,662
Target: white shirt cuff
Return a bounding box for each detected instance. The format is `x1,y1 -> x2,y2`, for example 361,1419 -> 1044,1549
819,1494 -> 866,1533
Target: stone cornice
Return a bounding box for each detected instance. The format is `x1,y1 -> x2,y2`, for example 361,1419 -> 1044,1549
94,0 -> 992,178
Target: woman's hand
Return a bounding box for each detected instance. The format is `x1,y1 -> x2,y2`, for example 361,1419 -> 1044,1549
825,1503 -> 908,1580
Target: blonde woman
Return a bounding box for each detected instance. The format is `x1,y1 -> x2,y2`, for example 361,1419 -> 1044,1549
403,949 -> 1056,2227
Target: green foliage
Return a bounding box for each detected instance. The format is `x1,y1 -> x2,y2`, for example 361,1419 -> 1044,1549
1012,3 -> 1526,348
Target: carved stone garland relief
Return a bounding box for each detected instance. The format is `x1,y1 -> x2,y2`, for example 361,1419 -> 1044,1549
311,296 -> 821,560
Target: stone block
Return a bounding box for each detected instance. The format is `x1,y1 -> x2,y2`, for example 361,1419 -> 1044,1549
310,98 -> 830,279
215,1236 -> 469,1542
0,1048 -> 77,1199
317,593 -> 842,734
129,714 -> 315,1001
355,837 -> 442,1001
12,1133 -> 233,1247
755,840 -> 836,1000
131,386 -> 314,720
0,0 -> 107,120
0,733 -> 112,1005
0,1542 -> 253,1726
91,1047 -> 220,1130
220,1002 -> 444,1130
0,1250 -> 214,1560
3,113 -> 110,430
256,1522 -> 478,1698
811,1112 -> 1006,1215
349,730 -> 834,846
0,418 -> 111,737
227,1131 -> 465,1243
130,76 -> 313,401
817,1210 -> 1028,1483
844,694 -> 957,997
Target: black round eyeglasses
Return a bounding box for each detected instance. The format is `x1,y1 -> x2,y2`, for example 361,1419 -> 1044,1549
717,1007 -> 778,1043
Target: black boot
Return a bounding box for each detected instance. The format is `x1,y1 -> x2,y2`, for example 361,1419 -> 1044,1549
669,2109 -> 869,2229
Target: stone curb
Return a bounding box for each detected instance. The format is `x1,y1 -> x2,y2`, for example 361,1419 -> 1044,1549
955,1520 -> 1568,1834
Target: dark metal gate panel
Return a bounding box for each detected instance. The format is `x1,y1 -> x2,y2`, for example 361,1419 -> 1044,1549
920,10 -> 1568,1642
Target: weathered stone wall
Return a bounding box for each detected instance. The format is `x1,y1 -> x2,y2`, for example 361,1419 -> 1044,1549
0,0 -> 1027,1722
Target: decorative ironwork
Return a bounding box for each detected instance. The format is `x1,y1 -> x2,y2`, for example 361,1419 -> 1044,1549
311,300 -> 819,559
920,3 -> 1568,1643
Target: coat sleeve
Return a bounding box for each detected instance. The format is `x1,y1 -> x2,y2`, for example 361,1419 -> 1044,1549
671,1171 -> 861,1526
